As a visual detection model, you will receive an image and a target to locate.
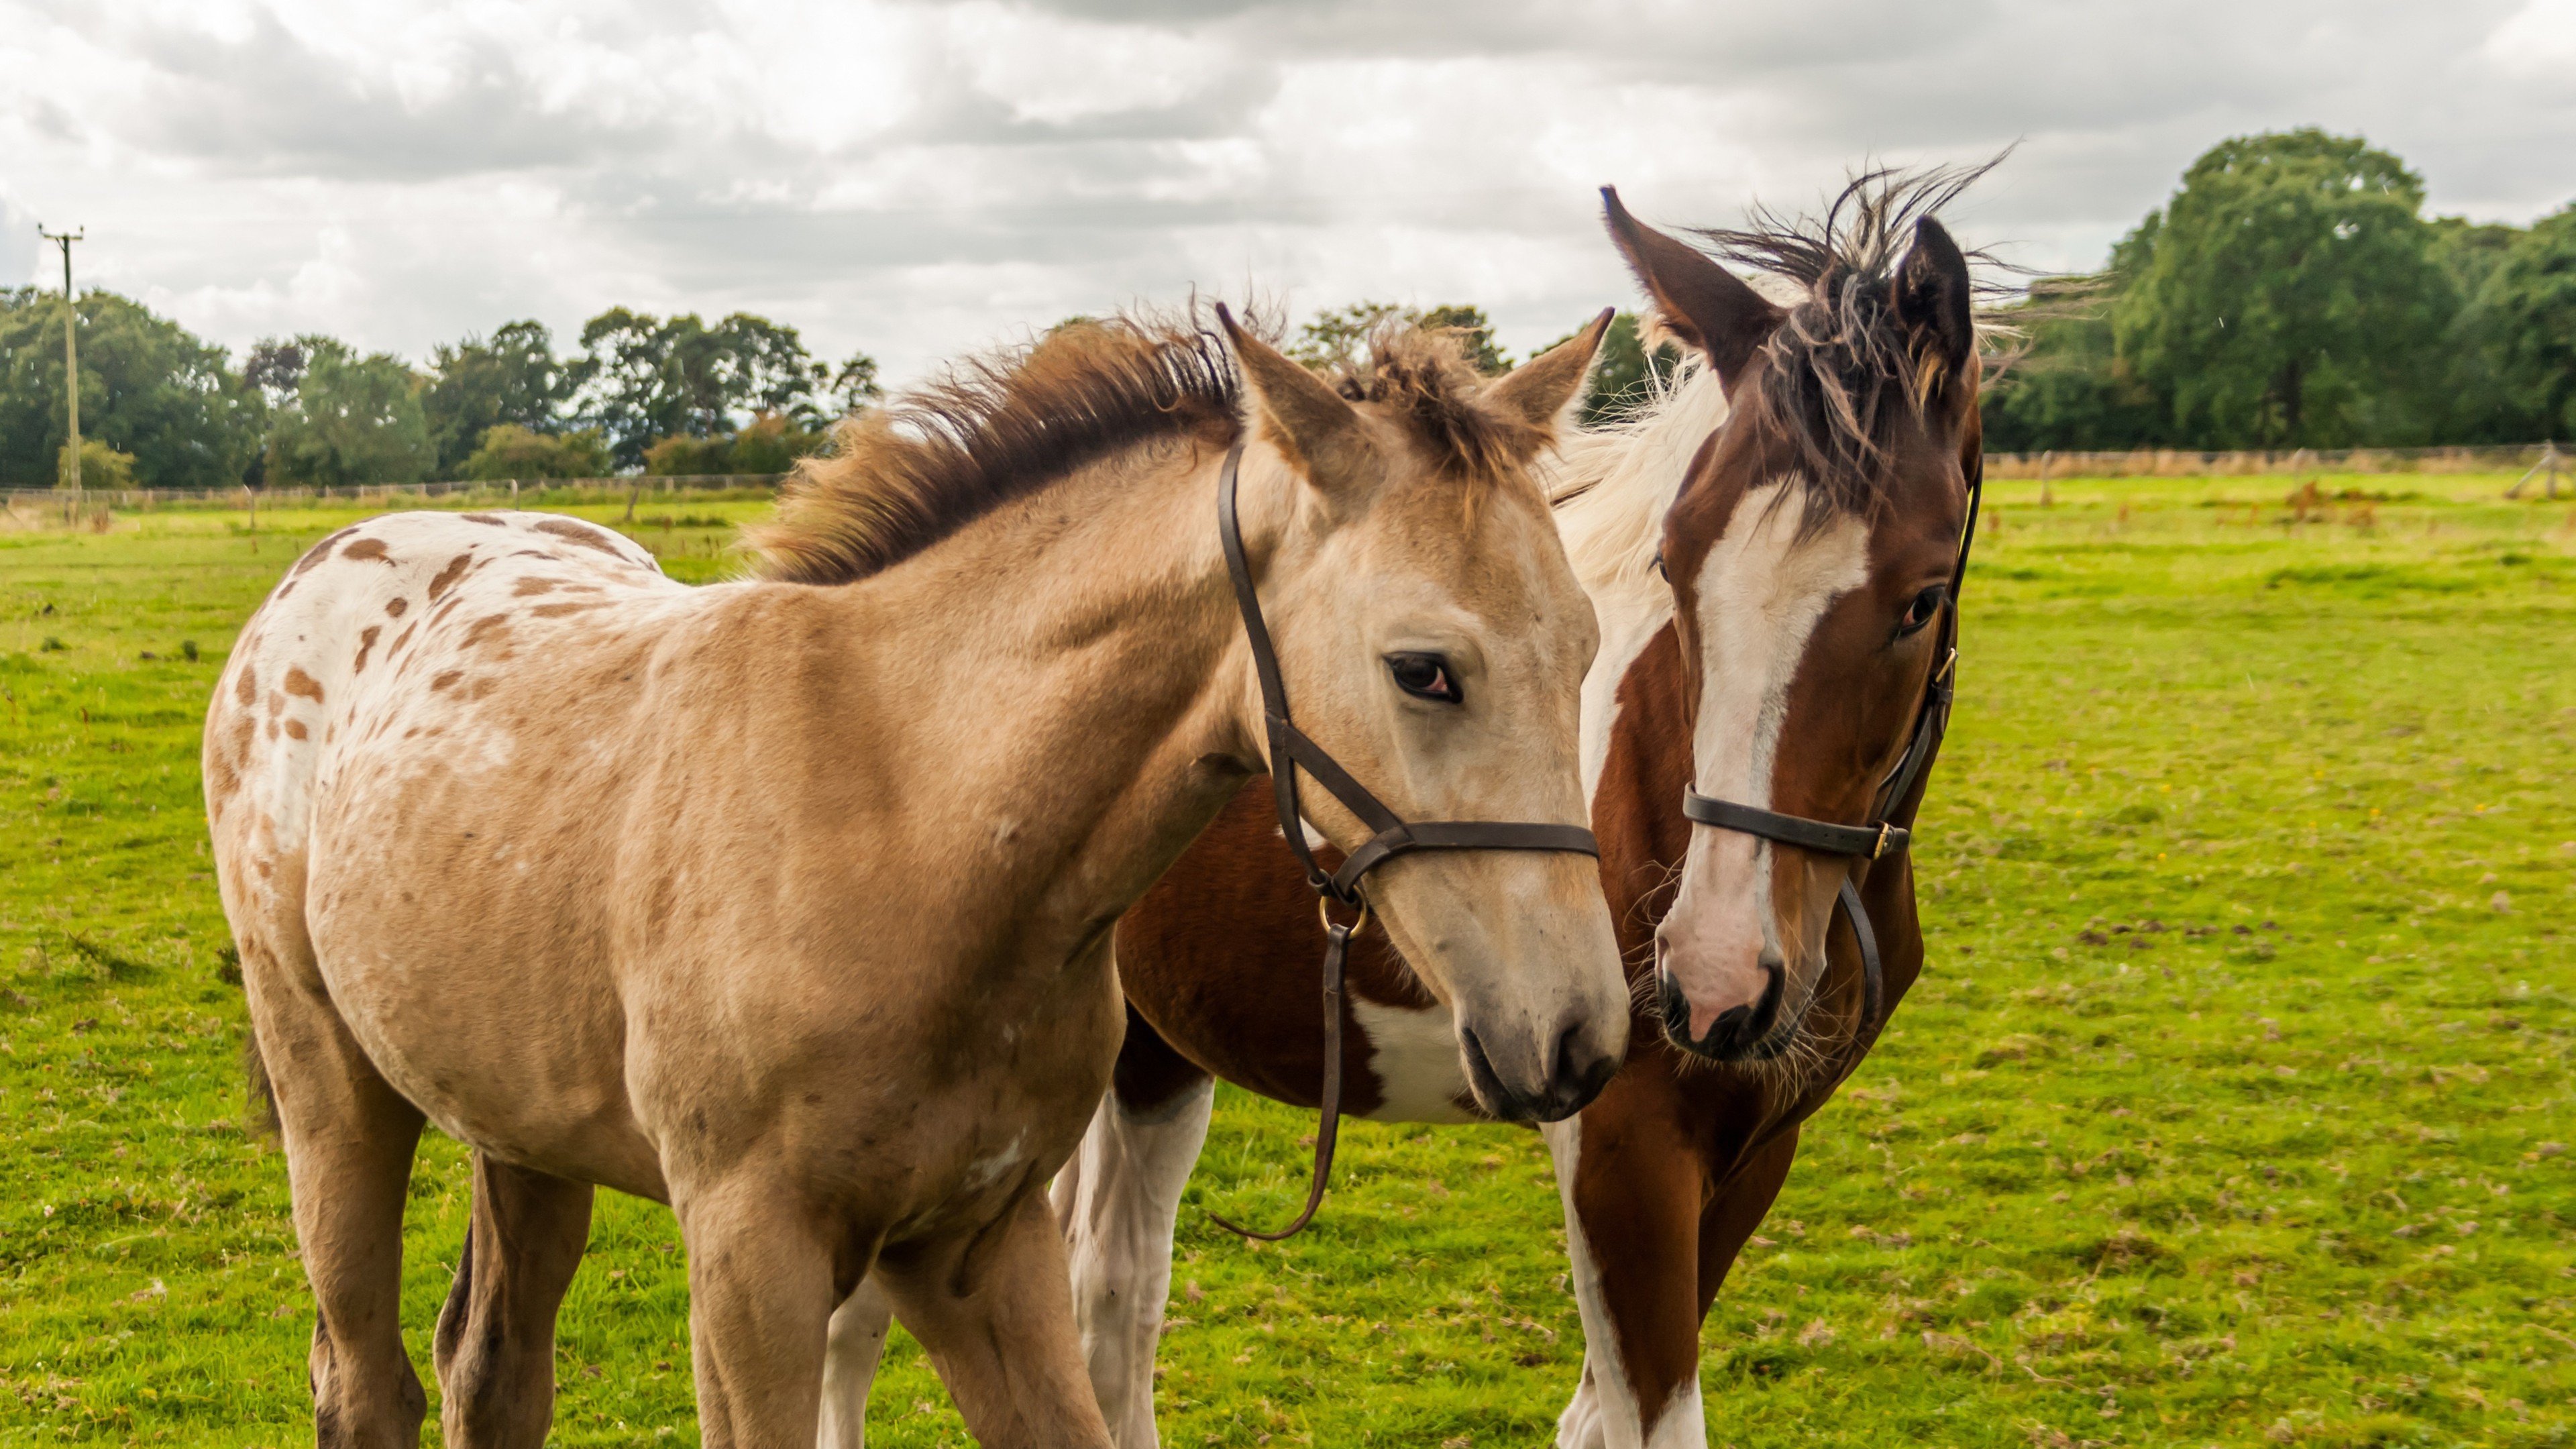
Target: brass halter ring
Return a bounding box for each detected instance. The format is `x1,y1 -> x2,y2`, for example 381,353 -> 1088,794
1318,896 -> 1372,938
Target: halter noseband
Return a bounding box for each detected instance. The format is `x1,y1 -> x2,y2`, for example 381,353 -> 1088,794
1678,462 -> 1980,1146
1208,440 -> 1601,1240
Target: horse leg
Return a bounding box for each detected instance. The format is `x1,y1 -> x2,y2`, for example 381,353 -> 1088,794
876,1189 -> 1114,1449
672,1176 -> 848,1448
245,949 -> 429,1448
1693,1126 -> 1801,1319
432,1152 -> 594,1448
1049,1014 -> 1214,1448
1543,1089 -> 1707,1449
816,1278 -> 896,1448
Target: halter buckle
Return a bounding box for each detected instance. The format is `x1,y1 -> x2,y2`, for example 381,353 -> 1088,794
1871,822 -> 1896,859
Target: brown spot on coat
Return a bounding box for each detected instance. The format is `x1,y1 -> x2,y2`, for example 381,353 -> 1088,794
354,626 -> 382,674
385,597 -> 410,618
462,513 -> 507,525
533,519 -> 627,556
267,690 -> 287,718
341,537 -> 394,564
283,718 -> 308,740
235,666 -> 258,706
427,553 -> 474,601
284,666 -> 325,703
463,614 -> 515,651
291,527 -> 360,576
529,602 -> 602,619
431,670 -> 465,692
387,623 -> 418,658
511,577 -> 561,597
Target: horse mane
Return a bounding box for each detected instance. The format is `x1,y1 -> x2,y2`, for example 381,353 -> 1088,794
1691,160 -> 2002,527
1544,357 -> 1727,599
751,314 -> 1240,584
752,312 -> 1529,585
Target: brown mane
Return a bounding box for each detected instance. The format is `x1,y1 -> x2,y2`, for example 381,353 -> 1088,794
1693,160 -> 2004,523
753,313 -> 1539,586
751,315 -> 1241,584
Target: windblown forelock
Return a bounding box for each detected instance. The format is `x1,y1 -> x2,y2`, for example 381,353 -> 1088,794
1693,160 -> 2004,537
1332,325 -> 1552,493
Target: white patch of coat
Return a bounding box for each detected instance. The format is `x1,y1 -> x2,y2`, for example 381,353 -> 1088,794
1664,484 -> 1870,1030
817,1279 -> 894,1448
1048,1079 -> 1216,1449
1348,998 -> 1477,1123
1546,1118 -> 1706,1449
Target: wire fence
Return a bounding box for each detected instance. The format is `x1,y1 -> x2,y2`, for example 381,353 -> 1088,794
1986,445 -> 2556,479
0,474 -> 788,513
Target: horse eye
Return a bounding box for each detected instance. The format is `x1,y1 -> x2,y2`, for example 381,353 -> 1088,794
1897,586 -> 1945,637
1386,652 -> 1462,704
1650,551 -> 1668,581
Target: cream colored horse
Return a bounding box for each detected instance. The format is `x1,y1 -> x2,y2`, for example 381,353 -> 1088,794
207,310 -> 1629,1448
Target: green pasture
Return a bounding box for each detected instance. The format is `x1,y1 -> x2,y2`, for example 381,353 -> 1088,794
1,474 -> 2570,1446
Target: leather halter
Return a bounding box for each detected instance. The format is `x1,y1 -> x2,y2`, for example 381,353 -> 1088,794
1207,441 -> 1602,1240
1679,464 -> 1982,1152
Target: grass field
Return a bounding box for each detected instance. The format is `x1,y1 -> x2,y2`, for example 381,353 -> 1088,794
2,475 -> 2571,1447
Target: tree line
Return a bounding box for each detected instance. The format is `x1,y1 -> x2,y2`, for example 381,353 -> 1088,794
0,301 -> 883,490
1984,128 -> 2576,453
0,292 -> 1672,492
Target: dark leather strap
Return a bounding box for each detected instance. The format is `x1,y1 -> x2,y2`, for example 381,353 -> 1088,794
1207,441 -> 1601,1240
1680,794 -> 1907,859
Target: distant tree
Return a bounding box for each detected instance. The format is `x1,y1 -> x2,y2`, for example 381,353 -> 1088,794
641,435 -> 737,477
2114,129 -> 2455,447
1576,312 -> 1682,425
460,424 -> 612,481
266,339 -> 433,487
1289,301 -> 1407,372
826,351 -> 883,417
0,289 -> 262,489
570,309 -> 824,468
724,412 -> 827,473
425,321 -> 570,475
2458,205 -> 2576,440
241,338 -> 309,405
58,438 -> 139,490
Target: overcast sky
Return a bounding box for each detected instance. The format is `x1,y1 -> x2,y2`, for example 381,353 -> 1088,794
5,0 -> 2573,385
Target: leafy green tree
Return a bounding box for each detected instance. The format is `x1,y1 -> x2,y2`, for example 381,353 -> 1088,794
460,424 -> 612,480
1417,305 -> 1507,374
0,288 -> 261,489
266,339 -> 433,488
1577,312 -> 1680,425
826,351 -> 883,417
570,309 -> 824,468
425,321 -> 570,474
1290,301 -> 1507,375
2458,205 -> 2576,440
2114,129 -> 2455,447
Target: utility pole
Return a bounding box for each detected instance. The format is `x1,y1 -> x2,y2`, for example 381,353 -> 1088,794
36,226 -> 84,492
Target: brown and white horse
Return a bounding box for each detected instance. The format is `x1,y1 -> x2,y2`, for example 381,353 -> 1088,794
820,178 -> 1982,1448
207,311 -> 1633,1448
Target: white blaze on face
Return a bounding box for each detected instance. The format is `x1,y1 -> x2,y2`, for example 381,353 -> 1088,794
1661,482 -> 1870,1037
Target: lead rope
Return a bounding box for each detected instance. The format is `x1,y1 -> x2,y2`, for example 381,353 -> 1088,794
1201,438 -> 1600,1240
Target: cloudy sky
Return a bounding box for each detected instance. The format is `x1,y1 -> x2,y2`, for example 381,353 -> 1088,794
5,0 -> 2573,384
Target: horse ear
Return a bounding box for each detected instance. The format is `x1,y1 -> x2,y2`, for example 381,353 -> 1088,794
1483,308 -> 1614,444
1600,186 -> 1782,386
1217,303 -> 1374,493
1893,215 -> 1977,406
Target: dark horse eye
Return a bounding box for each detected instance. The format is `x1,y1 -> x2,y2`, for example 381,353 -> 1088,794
1898,586 -> 1946,637
1386,652 -> 1462,704
1650,551 -> 1668,581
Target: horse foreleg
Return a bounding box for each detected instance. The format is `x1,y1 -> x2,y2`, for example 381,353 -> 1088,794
673,1177 -> 845,1449
1544,1095 -> 1707,1449
1051,1073 -> 1214,1449
816,1278 -> 895,1448
877,1189 -> 1114,1449
432,1152 -> 594,1448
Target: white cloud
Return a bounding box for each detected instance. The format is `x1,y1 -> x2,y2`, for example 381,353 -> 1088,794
1,0 -> 2571,384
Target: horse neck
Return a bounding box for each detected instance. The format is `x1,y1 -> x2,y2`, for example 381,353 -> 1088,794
819,435 -> 1269,936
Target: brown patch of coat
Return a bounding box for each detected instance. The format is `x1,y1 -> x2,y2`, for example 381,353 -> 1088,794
532,519 -> 627,556
462,614 -> 515,651
341,538 -> 394,564
235,665 -> 258,707
427,553 -> 475,602
529,602 -> 601,619
431,670 -> 464,692
284,666 -> 326,703
462,513 -> 507,525
386,597 -> 410,618
511,577 -> 561,597
354,626 -> 383,674
284,718 -> 309,740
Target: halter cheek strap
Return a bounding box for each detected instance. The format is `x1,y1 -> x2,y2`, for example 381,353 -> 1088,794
1206,440 -> 1601,1240
1680,464 -> 1980,1152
